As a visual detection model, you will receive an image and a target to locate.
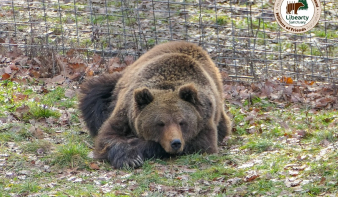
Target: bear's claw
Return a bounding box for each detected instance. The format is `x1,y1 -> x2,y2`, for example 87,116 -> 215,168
107,144 -> 144,169
125,155 -> 144,168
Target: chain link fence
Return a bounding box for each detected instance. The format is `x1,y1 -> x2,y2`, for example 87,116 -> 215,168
0,0 -> 337,83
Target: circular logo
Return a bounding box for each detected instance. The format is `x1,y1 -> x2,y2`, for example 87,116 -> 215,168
274,0 -> 321,33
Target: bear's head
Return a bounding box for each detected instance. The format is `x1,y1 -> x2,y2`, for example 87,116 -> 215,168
133,84 -> 204,154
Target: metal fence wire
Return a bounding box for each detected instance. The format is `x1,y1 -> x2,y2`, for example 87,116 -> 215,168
0,0 -> 337,83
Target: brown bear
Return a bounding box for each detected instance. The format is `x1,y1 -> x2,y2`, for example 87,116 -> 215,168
79,41 -> 232,169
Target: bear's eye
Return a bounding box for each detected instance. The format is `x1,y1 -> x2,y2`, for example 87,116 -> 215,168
179,121 -> 186,126
157,122 -> 165,127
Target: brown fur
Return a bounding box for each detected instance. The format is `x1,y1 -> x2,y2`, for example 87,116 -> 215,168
80,41 -> 232,169
78,72 -> 122,136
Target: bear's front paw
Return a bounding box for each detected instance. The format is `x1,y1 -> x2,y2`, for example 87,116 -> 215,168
107,144 -> 144,169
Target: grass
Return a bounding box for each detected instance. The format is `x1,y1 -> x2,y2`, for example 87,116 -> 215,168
25,102 -> 60,120
216,16 -> 230,26
0,6 -> 21,11
236,18 -> 279,32
51,24 -> 63,35
21,139 -> 52,154
240,138 -> 275,153
147,38 -> 156,46
92,15 -> 119,25
1,81 -> 338,195
52,142 -> 89,168
0,83 -> 76,121
313,29 -> 338,39
299,43 -> 309,54
0,123 -> 32,142
3,181 -> 41,194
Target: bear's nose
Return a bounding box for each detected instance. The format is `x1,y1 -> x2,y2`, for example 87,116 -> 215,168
171,139 -> 182,151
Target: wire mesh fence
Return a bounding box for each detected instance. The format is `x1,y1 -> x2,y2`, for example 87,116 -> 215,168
0,0 -> 337,83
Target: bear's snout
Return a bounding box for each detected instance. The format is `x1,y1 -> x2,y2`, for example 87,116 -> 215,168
171,139 -> 182,151
160,124 -> 185,154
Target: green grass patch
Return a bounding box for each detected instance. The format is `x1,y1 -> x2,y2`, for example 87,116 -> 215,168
52,143 -> 89,168
21,139 -> 52,154
3,181 -> 41,195
92,15 -> 119,25
216,15 -> 230,26
240,138 -> 275,153
24,102 -> 60,120
0,123 -> 32,142
313,30 -> 338,39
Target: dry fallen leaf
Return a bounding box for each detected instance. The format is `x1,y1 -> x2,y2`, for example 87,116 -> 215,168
176,175 -> 189,181
149,182 -> 173,192
29,69 -> 41,78
33,127 -> 44,139
279,76 -> 293,84
9,63 -> 19,71
86,69 -> 94,77
295,130 -> 307,138
15,104 -> 30,114
69,63 -> 86,73
13,93 -> 28,102
1,73 -> 10,80
65,89 -> 76,98
285,178 -> 302,187
289,170 -> 299,176
124,55 -> 134,66
92,54 -> 102,65
89,162 -> 100,170
320,139 -> 330,147
46,75 -> 65,84
244,171 -> 259,182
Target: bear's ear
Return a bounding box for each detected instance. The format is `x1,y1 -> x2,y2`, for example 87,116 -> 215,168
134,88 -> 154,109
179,84 -> 199,105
